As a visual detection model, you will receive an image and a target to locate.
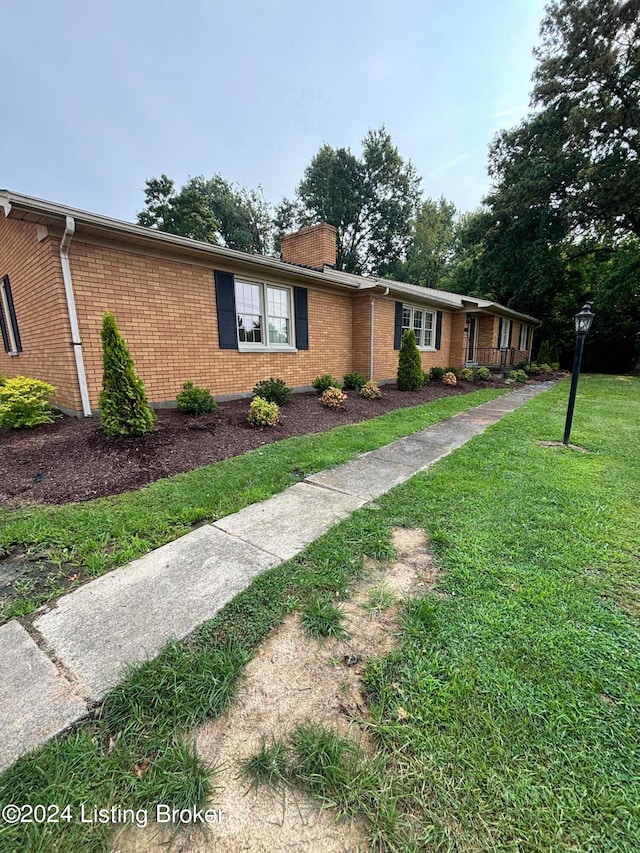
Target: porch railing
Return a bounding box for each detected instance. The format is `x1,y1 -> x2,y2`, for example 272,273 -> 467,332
466,347 -> 529,369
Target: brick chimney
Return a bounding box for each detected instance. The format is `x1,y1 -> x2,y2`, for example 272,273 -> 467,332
280,223 -> 337,269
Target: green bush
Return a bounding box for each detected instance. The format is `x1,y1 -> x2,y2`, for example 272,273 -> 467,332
0,376 -> 56,429
550,362 -> 560,371
320,387 -> 347,409
312,374 -> 339,394
176,381 -> 217,416
508,369 -> 528,383
474,367 -> 492,381
444,366 -> 461,378
430,366 -> 446,381
459,367 -> 475,382
99,312 -> 156,438
252,377 -> 292,405
342,372 -> 366,391
360,380 -> 381,400
442,371 -> 457,386
422,370 -> 431,385
0,372 -> 6,386
247,396 -> 279,427
538,363 -> 552,374
397,329 -> 423,391
537,340 -> 551,364
525,362 -> 541,375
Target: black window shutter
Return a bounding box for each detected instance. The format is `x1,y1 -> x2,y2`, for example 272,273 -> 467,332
497,317 -> 503,348
507,320 -> 513,348
294,287 -> 309,350
394,302 -> 403,350
435,311 -> 443,350
214,270 -> 238,350
0,299 -> 9,352
1,275 -> 21,353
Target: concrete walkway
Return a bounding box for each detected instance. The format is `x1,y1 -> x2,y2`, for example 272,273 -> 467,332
0,382 -> 554,773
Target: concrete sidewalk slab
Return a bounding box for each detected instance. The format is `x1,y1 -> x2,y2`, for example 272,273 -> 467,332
0,622 -> 87,774
305,454 -> 419,501
34,526 -> 278,701
214,482 -> 365,561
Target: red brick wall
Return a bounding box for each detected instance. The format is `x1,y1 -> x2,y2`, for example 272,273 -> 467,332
0,216 -> 81,411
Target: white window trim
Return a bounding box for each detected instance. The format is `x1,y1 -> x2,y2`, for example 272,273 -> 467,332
401,303 -> 436,351
235,279 -> 297,353
1,277 -> 19,355
519,323 -> 530,351
499,318 -> 512,350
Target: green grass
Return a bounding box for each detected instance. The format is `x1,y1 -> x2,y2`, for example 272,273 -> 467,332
0,388 -> 505,624
3,376 -> 638,852
300,595 -> 349,639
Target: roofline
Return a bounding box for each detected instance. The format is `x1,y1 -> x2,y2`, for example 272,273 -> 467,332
0,189 -> 539,324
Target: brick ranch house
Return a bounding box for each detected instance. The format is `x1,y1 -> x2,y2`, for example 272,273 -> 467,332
0,190 -> 537,417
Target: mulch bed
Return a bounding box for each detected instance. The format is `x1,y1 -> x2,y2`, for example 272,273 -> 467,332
1,379 -> 518,507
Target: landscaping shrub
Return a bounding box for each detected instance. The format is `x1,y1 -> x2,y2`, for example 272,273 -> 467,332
442,372 -> 457,386
507,369 -> 528,383
526,362 -> 541,375
459,367 -> 475,382
444,366 -> 461,378
397,329 -> 423,391
252,377 -> 292,405
550,362 -> 560,371
247,396 -> 279,427
538,363 -> 552,374
99,312 -> 156,438
0,372 -> 6,386
537,340 -> 551,364
176,381 -> 217,416
422,371 -> 431,385
474,367 -> 491,381
359,380 -> 381,400
342,372 -> 366,391
312,374 -> 339,394
430,366 -> 446,381
320,387 -> 347,409
0,376 -> 56,429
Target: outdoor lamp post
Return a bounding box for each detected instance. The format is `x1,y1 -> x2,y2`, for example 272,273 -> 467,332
563,303 -> 594,446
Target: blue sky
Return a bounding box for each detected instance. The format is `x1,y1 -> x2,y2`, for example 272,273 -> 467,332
1,0 -> 548,222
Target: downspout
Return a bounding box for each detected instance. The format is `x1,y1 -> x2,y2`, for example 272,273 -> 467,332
369,286 -> 390,381
60,216 -> 92,417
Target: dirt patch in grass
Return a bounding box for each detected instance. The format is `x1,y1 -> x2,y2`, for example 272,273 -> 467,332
114,528 -> 439,853
0,380 -> 509,507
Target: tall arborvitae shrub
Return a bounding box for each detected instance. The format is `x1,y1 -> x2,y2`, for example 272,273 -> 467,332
397,329 -> 424,391
99,312 -> 156,438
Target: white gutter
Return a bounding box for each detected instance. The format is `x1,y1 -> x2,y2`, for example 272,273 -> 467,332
60,216 -> 92,417
370,286 -> 390,380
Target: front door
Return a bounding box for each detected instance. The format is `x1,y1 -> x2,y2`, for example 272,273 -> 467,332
466,316 -> 478,365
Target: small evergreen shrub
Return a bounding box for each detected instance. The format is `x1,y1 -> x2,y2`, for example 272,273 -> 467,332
99,312 -> 155,438
507,369 -> 528,383
0,376 -> 56,429
422,371 -> 431,385
397,329 -> 423,391
474,367 -> 491,381
430,366 -> 446,381
312,374 -> 339,394
538,363 -> 552,374
537,340 -> 551,364
320,387 -> 347,409
442,372 -> 457,386
550,361 -> 560,371
342,372 -> 366,391
176,381 -> 217,416
359,380 -> 381,400
0,372 -> 6,386
444,366 -> 461,378
459,367 -> 475,382
247,396 -> 279,427
525,362 -> 541,375
252,377 -> 292,405
550,342 -> 559,366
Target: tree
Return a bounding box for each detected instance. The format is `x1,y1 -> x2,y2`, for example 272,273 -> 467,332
397,329 -> 424,391
280,127 -> 421,275
137,174 -> 274,254
399,196 -> 457,289
99,313 -> 155,438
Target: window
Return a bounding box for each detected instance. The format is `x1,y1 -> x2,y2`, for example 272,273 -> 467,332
401,304 -> 435,349
519,323 -> 531,351
235,280 -> 293,349
499,318 -> 512,349
0,275 -> 21,355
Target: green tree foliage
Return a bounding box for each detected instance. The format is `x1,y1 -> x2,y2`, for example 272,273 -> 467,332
99,313 -> 155,438
279,127 -> 421,275
399,196 -> 457,288
397,329 -> 424,391
138,174 -> 274,254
